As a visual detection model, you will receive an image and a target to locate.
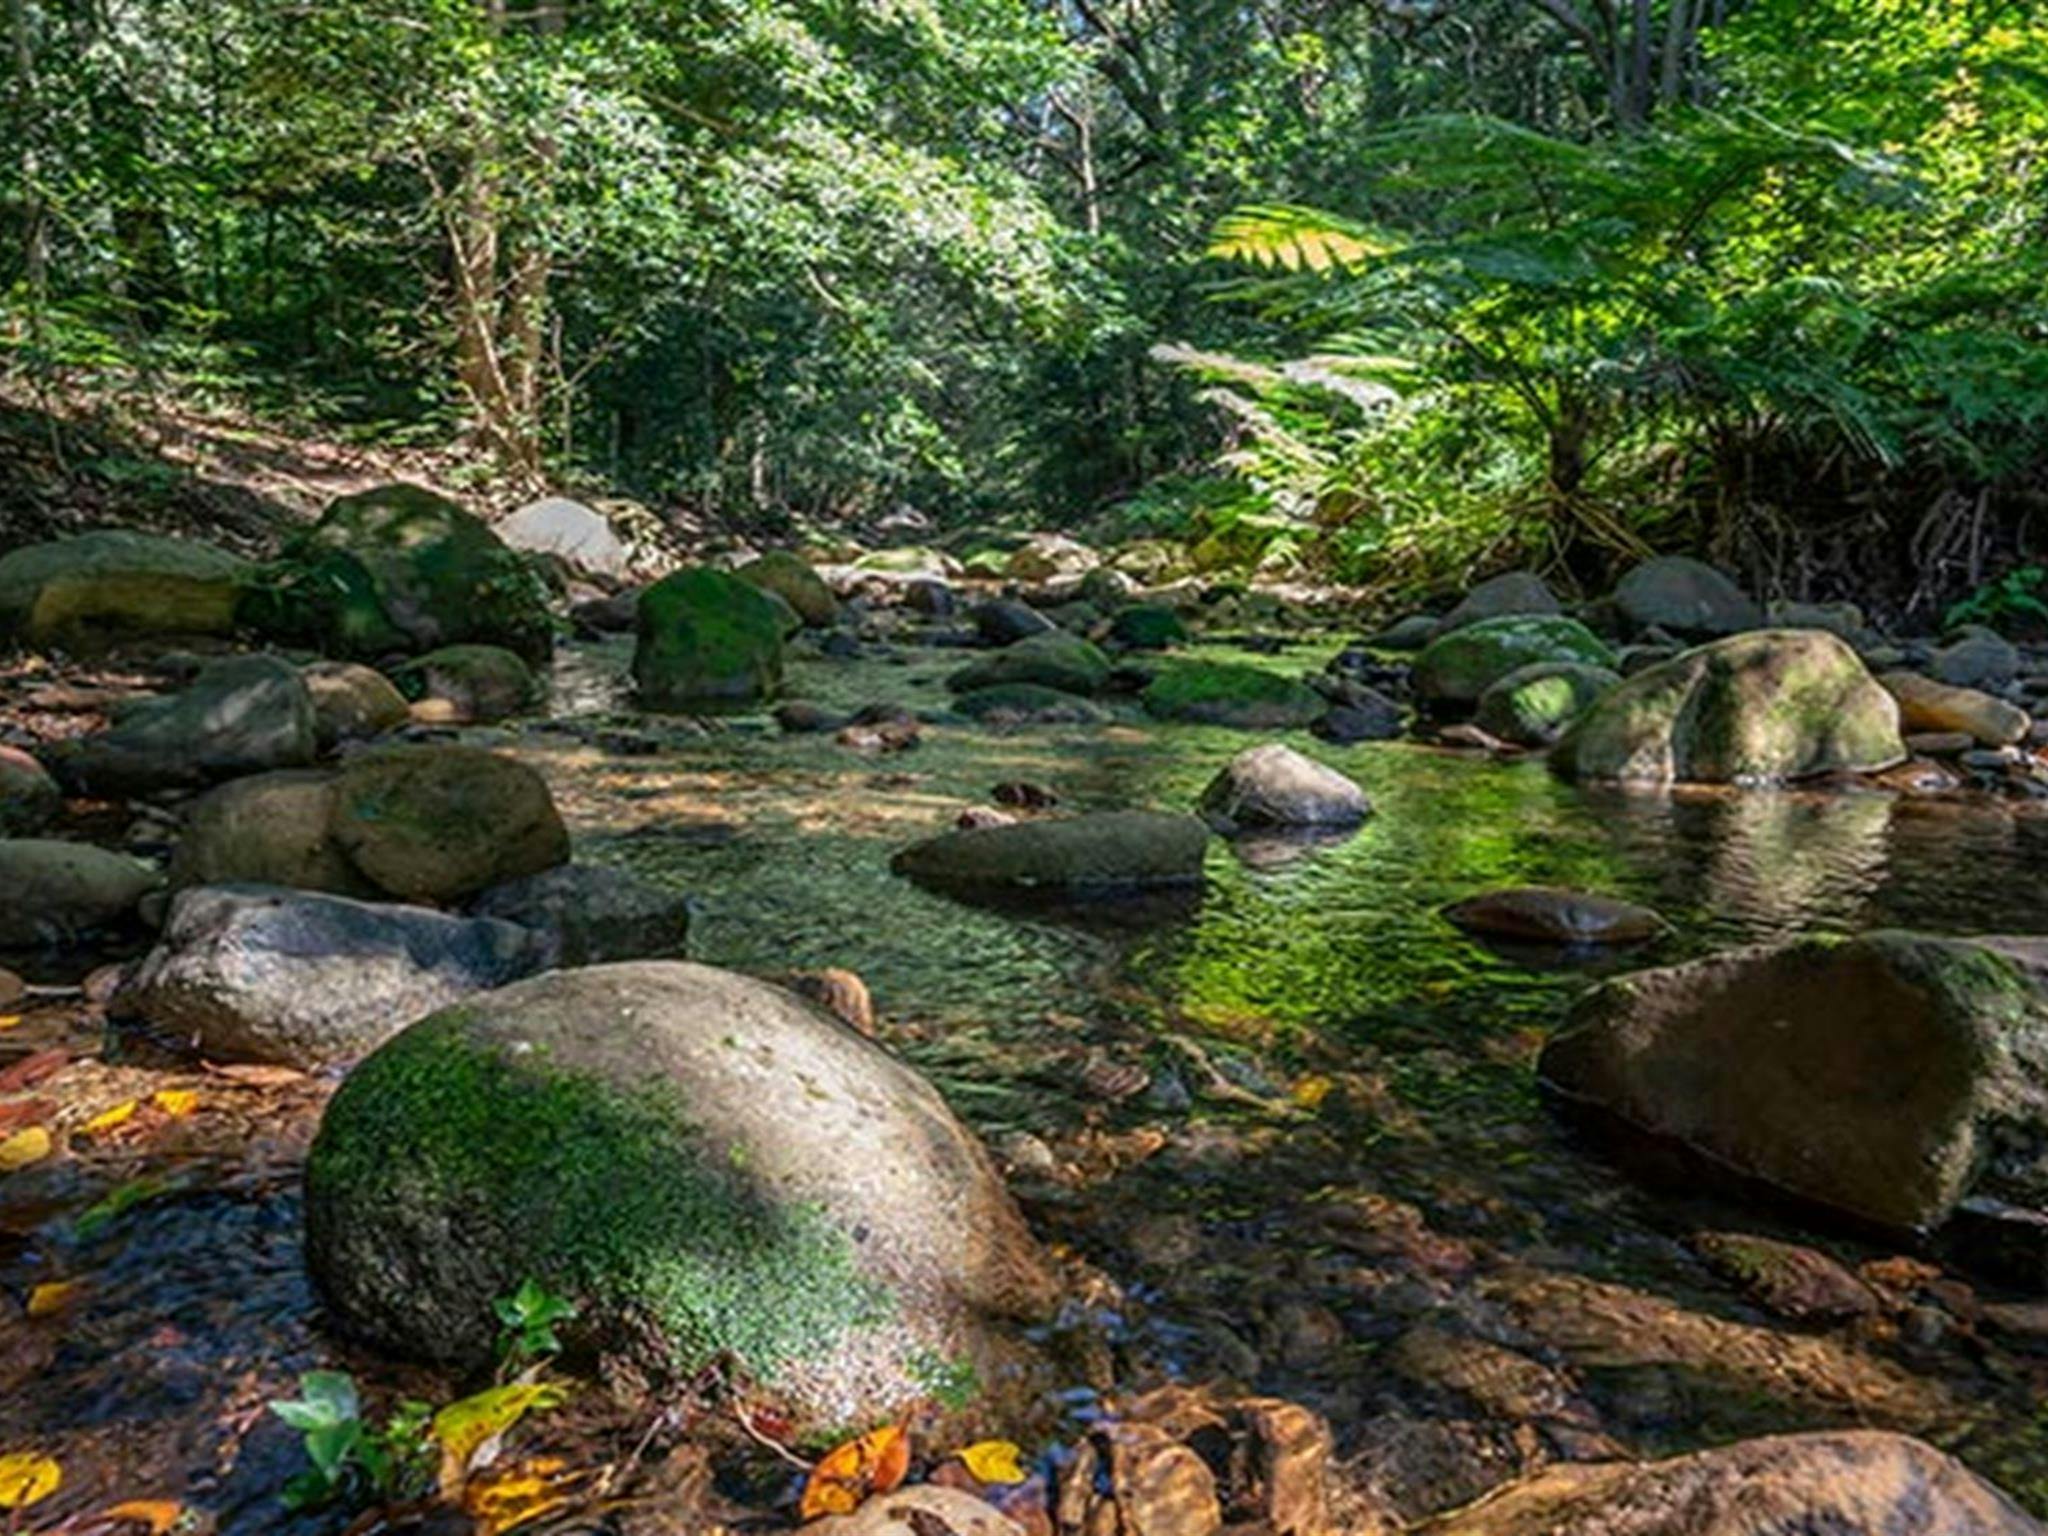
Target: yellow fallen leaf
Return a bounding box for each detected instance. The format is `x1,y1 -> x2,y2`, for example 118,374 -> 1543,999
1291,1074 -> 1334,1110
152,1089 -> 199,1118
465,1457 -> 584,1535
83,1100 -> 138,1135
0,1015 -> 20,1030
101,1498 -> 184,1532
956,1439 -> 1027,1485
431,1381 -> 568,1496
0,1451 -> 60,1509
26,1281 -> 79,1318
801,1423 -> 911,1520
0,1126 -> 51,1172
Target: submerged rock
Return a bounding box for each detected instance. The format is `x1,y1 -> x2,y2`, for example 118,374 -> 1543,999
119,884 -> 545,1068
305,962 -> 1058,1432
893,811 -> 1208,894
1551,630 -> 1903,785
1443,887 -> 1662,946
471,863 -> 692,966
1880,670 -> 2030,747
1198,744 -> 1370,832
50,654 -> 316,797
0,839 -> 161,948
1540,930 -> 2048,1233
1611,555 -> 1763,640
633,567 -> 786,707
947,632 -> 1111,697
250,483 -> 555,663
1688,1231 -> 1881,1324
0,530 -> 250,649
1411,616 -> 1614,711
1413,1431 -> 2038,1535
1473,662 -> 1618,747
1141,661 -> 1326,729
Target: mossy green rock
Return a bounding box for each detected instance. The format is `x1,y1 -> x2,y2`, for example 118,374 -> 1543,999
169,770 -> 382,898
305,962 -> 1058,1431
738,551 -> 840,628
392,644 -> 540,724
1107,603 -> 1189,650
947,632 -> 1111,697
1541,931 -> 2048,1232
0,530 -> 251,649
950,684 -> 1110,725
1474,661 -> 1619,747
1411,615 -> 1615,710
1552,629 -> 1904,785
1140,661 -> 1325,729
633,568 -> 786,708
332,745 -> 569,902
893,811 -> 1208,893
247,484 -> 555,663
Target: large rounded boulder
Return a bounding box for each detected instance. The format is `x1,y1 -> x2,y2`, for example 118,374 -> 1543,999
1473,661 -> 1618,747
1411,616 -> 1615,711
1198,744 -> 1370,832
331,745 -> 570,902
248,484 -> 555,663
1539,930 -> 2048,1233
0,530 -> 250,649
1141,661 -> 1326,729
632,567 -> 786,708
737,551 -> 840,628
119,884 -> 546,1068
1551,630 -> 1903,785
948,632 -> 1112,697
48,655 -> 317,797
1611,555 -> 1763,640
0,840 -> 161,948
305,962 -> 1059,1432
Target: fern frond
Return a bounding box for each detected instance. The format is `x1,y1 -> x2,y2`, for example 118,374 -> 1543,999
1209,205 -> 1393,274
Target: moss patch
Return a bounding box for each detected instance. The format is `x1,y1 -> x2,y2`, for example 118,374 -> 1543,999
1140,660 -> 1324,728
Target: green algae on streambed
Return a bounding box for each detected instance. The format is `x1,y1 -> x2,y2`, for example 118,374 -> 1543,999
11,631 -> 2048,1528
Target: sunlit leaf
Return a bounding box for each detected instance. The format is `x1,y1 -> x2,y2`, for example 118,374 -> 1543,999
0,1015 -> 21,1031
0,1126 -> 52,1172
955,1439 -> 1026,1485
431,1381 -> 568,1496
1291,1075 -> 1334,1109
82,1100 -> 138,1135
0,1451 -> 61,1509
464,1456 -> 588,1534
152,1089 -> 200,1118
27,1281 -> 79,1317
101,1498 -> 185,1532
801,1423 -> 911,1520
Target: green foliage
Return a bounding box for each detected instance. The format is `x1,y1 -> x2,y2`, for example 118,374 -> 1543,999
1946,568 -> 2048,637
495,1277 -> 580,1376
268,1370 -> 434,1512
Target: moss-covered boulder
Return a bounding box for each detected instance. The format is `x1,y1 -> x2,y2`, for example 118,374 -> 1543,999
950,684 -> 1110,725
1107,603 -> 1190,650
1551,630 -> 1904,785
0,839 -> 161,948
892,811 -> 1208,895
302,661 -> 409,750
1141,661 -> 1326,730
632,568 -> 786,709
1411,616 -> 1615,711
0,747 -> 60,836
738,551 -> 840,628
247,484 -> 556,663
305,962 -> 1058,1432
947,632 -> 1111,697
0,530 -> 251,650
1540,931 -> 2048,1233
48,654 -> 317,797
169,770 -> 382,897
331,745 -> 569,903
392,644 -> 541,724
1473,661 -> 1619,747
